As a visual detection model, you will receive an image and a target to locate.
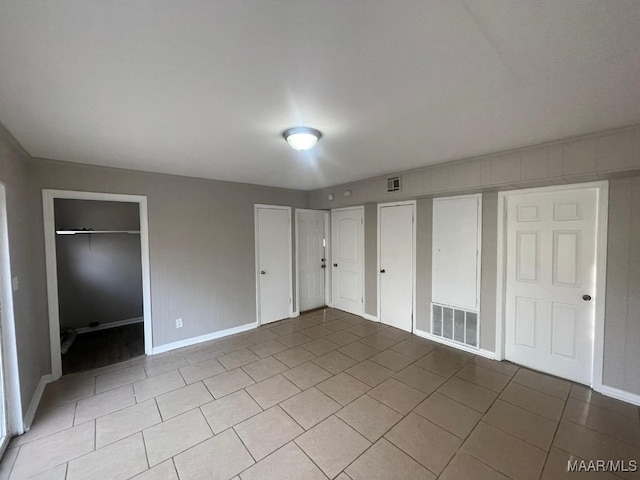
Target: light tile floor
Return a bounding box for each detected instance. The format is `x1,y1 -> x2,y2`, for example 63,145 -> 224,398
1,308 -> 639,479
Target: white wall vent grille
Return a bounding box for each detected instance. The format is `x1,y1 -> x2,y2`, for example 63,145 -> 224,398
387,176 -> 401,192
431,303 -> 479,348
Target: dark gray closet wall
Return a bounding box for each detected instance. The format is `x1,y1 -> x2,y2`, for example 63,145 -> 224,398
54,199 -> 143,330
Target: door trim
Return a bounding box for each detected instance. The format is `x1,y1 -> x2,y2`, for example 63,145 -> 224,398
294,209 -> 330,315
495,181 -> 608,389
254,204 -> 293,326
43,189 -> 153,380
0,183 -> 23,438
331,206 -> 365,316
377,201 -> 417,332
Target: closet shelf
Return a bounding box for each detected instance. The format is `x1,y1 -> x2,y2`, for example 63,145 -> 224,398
55,230 -> 140,235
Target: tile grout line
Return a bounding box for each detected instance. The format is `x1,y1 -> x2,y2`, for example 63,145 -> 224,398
140,417 -> 152,472
496,386 -> 565,422
231,424 -> 259,466
559,416 -> 640,451
3,444 -> 20,480
296,414 -> 373,479
170,457 -> 179,480
540,389 -> 571,480
12,310 -> 636,479
445,369 -> 526,479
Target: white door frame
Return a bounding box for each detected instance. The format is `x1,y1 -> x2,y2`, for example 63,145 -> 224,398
495,181 -> 608,389
43,189 -> 153,380
331,206 -> 365,316
254,204 -> 293,325
377,201 -> 417,331
294,209 -> 331,315
0,183 -> 24,441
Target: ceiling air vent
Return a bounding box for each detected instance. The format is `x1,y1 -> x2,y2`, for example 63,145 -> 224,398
387,176 -> 401,193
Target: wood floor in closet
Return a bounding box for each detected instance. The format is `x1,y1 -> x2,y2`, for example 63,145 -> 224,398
62,323 -> 144,375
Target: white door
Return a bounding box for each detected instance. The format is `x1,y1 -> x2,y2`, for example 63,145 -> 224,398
297,210 -> 327,312
504,187 -> 599,384
331,208 -> 364,315
256,206 -> 291,325
432,195 -> 482,312
379,203 -> 414,332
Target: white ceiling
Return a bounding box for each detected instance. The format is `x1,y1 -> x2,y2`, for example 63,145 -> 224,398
1,1 -> 639,190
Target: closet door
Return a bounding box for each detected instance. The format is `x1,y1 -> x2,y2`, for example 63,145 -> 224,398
256,206 -> 292,324
379,202 -> 414,332
432,195 -> 482,347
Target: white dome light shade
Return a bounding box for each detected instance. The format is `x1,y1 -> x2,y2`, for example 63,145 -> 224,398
283,127 -> 322,151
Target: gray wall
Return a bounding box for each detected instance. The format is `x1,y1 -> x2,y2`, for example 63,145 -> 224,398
0,125 -> 49,418
363,204 -> 377,316
308,126 -> 640,209
479,193 -> 498,352
415,198 -> 432,332
355,195 -> 498,352
4,119 -> 640,428
604,177 -> 640,395
28,159 -> 308,348
54,199 -> 143,330
310,125 -> 640,396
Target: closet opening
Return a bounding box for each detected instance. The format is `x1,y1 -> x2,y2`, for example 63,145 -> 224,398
43,190 -> 152,379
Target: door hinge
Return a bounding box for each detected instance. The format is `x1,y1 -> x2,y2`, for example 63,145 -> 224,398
289,297 -> 292,304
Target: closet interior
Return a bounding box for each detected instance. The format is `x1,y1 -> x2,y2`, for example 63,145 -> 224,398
54,198 -> 144,374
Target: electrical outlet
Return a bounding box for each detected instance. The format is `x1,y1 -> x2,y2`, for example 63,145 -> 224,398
175,318 -> 183,328
12,276 -> 19,292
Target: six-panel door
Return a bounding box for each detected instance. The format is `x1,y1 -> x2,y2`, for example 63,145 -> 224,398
504,188 -> 598,385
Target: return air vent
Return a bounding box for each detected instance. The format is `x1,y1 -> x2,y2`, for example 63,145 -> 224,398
387,176 -> 401,192
431,303 -> 478,348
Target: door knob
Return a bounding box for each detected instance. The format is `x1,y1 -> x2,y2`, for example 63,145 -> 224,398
321,265 -> 326,269
582,294 -> 592,301
260,270 -> 266,275
333,263 -> 338,267
380,269 -> 386,273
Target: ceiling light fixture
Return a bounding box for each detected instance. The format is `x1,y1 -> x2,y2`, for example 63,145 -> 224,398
282,127 -> 322,151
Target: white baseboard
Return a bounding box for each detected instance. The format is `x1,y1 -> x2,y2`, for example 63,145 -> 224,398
76,316 -> 143,334
596,384 -> 640,407
152,322 -> 257,355
363,313 -> 379,322
23,374 -> 52,432
414,329 -> 497,360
